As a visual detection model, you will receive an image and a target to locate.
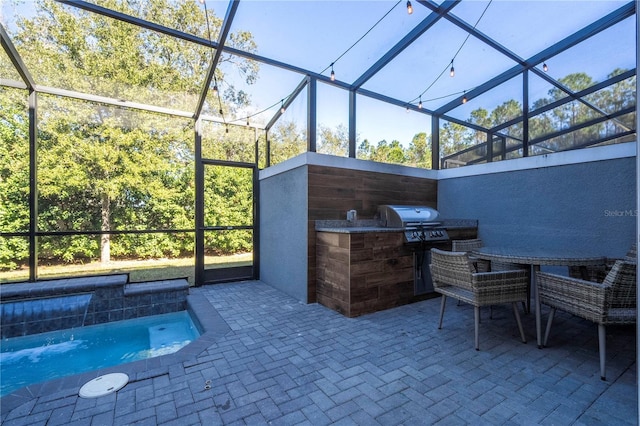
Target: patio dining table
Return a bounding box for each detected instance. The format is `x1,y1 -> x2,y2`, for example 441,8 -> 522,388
471,246 -> 606,348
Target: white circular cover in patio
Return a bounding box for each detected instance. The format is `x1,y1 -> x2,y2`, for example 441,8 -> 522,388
79,373 -> 129,398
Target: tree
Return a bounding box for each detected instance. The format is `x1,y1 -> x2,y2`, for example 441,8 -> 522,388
318,124 -> 349,157
0,88 -> 30,270
440,121 -> 473,157
406,132 -> 431,169
268,120 -> 307,165
3,0 -> 259,266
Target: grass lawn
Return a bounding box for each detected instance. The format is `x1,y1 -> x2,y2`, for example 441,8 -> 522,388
0,253 -> 253,285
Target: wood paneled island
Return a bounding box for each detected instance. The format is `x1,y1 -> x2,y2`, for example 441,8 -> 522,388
316,221 -> 477,317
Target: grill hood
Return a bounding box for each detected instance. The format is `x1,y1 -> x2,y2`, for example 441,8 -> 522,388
377,205 -> 440,228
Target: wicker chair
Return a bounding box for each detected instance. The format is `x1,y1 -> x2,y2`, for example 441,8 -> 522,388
569,243 -> 637,282
429,248 -> 529,350
451,238 -> 490,273
537,260 -> 637,380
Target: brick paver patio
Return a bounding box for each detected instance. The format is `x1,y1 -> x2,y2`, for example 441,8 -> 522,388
1,280 -> 637,425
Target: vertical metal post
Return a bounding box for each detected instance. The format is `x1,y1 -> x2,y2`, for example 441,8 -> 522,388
28,90 -> 37,281
252,165 -> 260,280
486,132 -> 493,163
194,118 -> 204,287
431,115 -> 440,170
253,127 -> 258,167
265,129 -> 271,168
349,90 -> 356,158
307,76 -> 317,153
523,70 -> 530,157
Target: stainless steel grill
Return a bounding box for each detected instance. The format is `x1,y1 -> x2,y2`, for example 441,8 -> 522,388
377,205 -> 449,243
377,204 -> 451,296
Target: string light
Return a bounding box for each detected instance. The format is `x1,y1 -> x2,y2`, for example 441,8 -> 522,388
462,91 -> 467,104
212,83 -> 218,95
418,96 -> 422,109
280,100 -> 286,114
321,1 -> 402,80
409,1 -> 492,108
543,62 -> 548,72
406,1 -> 413,14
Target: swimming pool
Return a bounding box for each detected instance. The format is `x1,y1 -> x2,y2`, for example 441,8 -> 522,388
0,311 -> 200,396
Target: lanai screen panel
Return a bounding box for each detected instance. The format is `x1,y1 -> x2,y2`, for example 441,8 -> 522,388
3,1 -> 209,113
227,0 -> 431,84
356,95 -> 432,168
360,17 -> 517,112
454,0 -> 627,59
83,0 -> 228,40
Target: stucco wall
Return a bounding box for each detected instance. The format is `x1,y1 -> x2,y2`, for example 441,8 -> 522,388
259,165 -> 309,301
437,155 -> 636,259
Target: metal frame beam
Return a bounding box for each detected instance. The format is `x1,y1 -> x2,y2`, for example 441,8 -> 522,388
349,90 -> 356,158
352,0 -> 459,89
194,0 -> 240,119
265,76 -> 309,131
28,90 -> 37,281
435,1 -> 635,115
490,69 -> 636,134
417,0 -> 526,67
307,77 -> 317,153
1,23 -> 35,88
58,0 -> 352,91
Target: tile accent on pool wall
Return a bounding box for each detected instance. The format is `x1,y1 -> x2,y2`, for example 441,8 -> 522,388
0,288 -> 230,412
0,276 -> 191,338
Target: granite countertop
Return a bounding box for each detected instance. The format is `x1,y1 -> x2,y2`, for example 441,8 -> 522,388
315,219 -> 402,233
315,219 -> 478,233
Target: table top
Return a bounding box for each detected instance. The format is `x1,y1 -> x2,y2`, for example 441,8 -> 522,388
472,246 -> 606,266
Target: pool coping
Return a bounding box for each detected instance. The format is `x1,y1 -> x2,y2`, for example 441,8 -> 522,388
0,287 -> 230,415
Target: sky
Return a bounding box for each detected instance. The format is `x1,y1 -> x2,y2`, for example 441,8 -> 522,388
215,0 -> 634,146
2,0 -> 635,147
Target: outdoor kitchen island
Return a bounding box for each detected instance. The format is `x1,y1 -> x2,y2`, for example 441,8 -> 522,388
315,217 -> 477,317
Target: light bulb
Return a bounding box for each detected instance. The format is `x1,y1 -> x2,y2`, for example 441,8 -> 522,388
462,92 -> 467,104
213,84 -> 218,95
247,119 -> 250,126
225,127 -> 229,134
219,108 -> 223,115
280,101 -> 285,114
330,69 -> 335,81
418,97 -> 422,109
406,1 -> 413,14
450,65 -> 455,77
543,63 -> 548,72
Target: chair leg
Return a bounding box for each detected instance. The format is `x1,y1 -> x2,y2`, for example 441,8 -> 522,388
474,306 -> 480,351
598,324 -> 606,381
438,296 -> 447,329
543,308 -> 556,347
512,302 -> 526,343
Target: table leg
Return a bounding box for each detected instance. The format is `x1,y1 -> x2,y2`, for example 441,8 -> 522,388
534,264 -> 542,349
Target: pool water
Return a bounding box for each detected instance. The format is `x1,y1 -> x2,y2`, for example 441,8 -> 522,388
0,311 -> 200,396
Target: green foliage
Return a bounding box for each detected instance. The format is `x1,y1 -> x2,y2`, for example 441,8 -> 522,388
0,88 -> 30,270
0,0 -> 634,272
268,120 -> 307,165
0,0 -> 257,270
